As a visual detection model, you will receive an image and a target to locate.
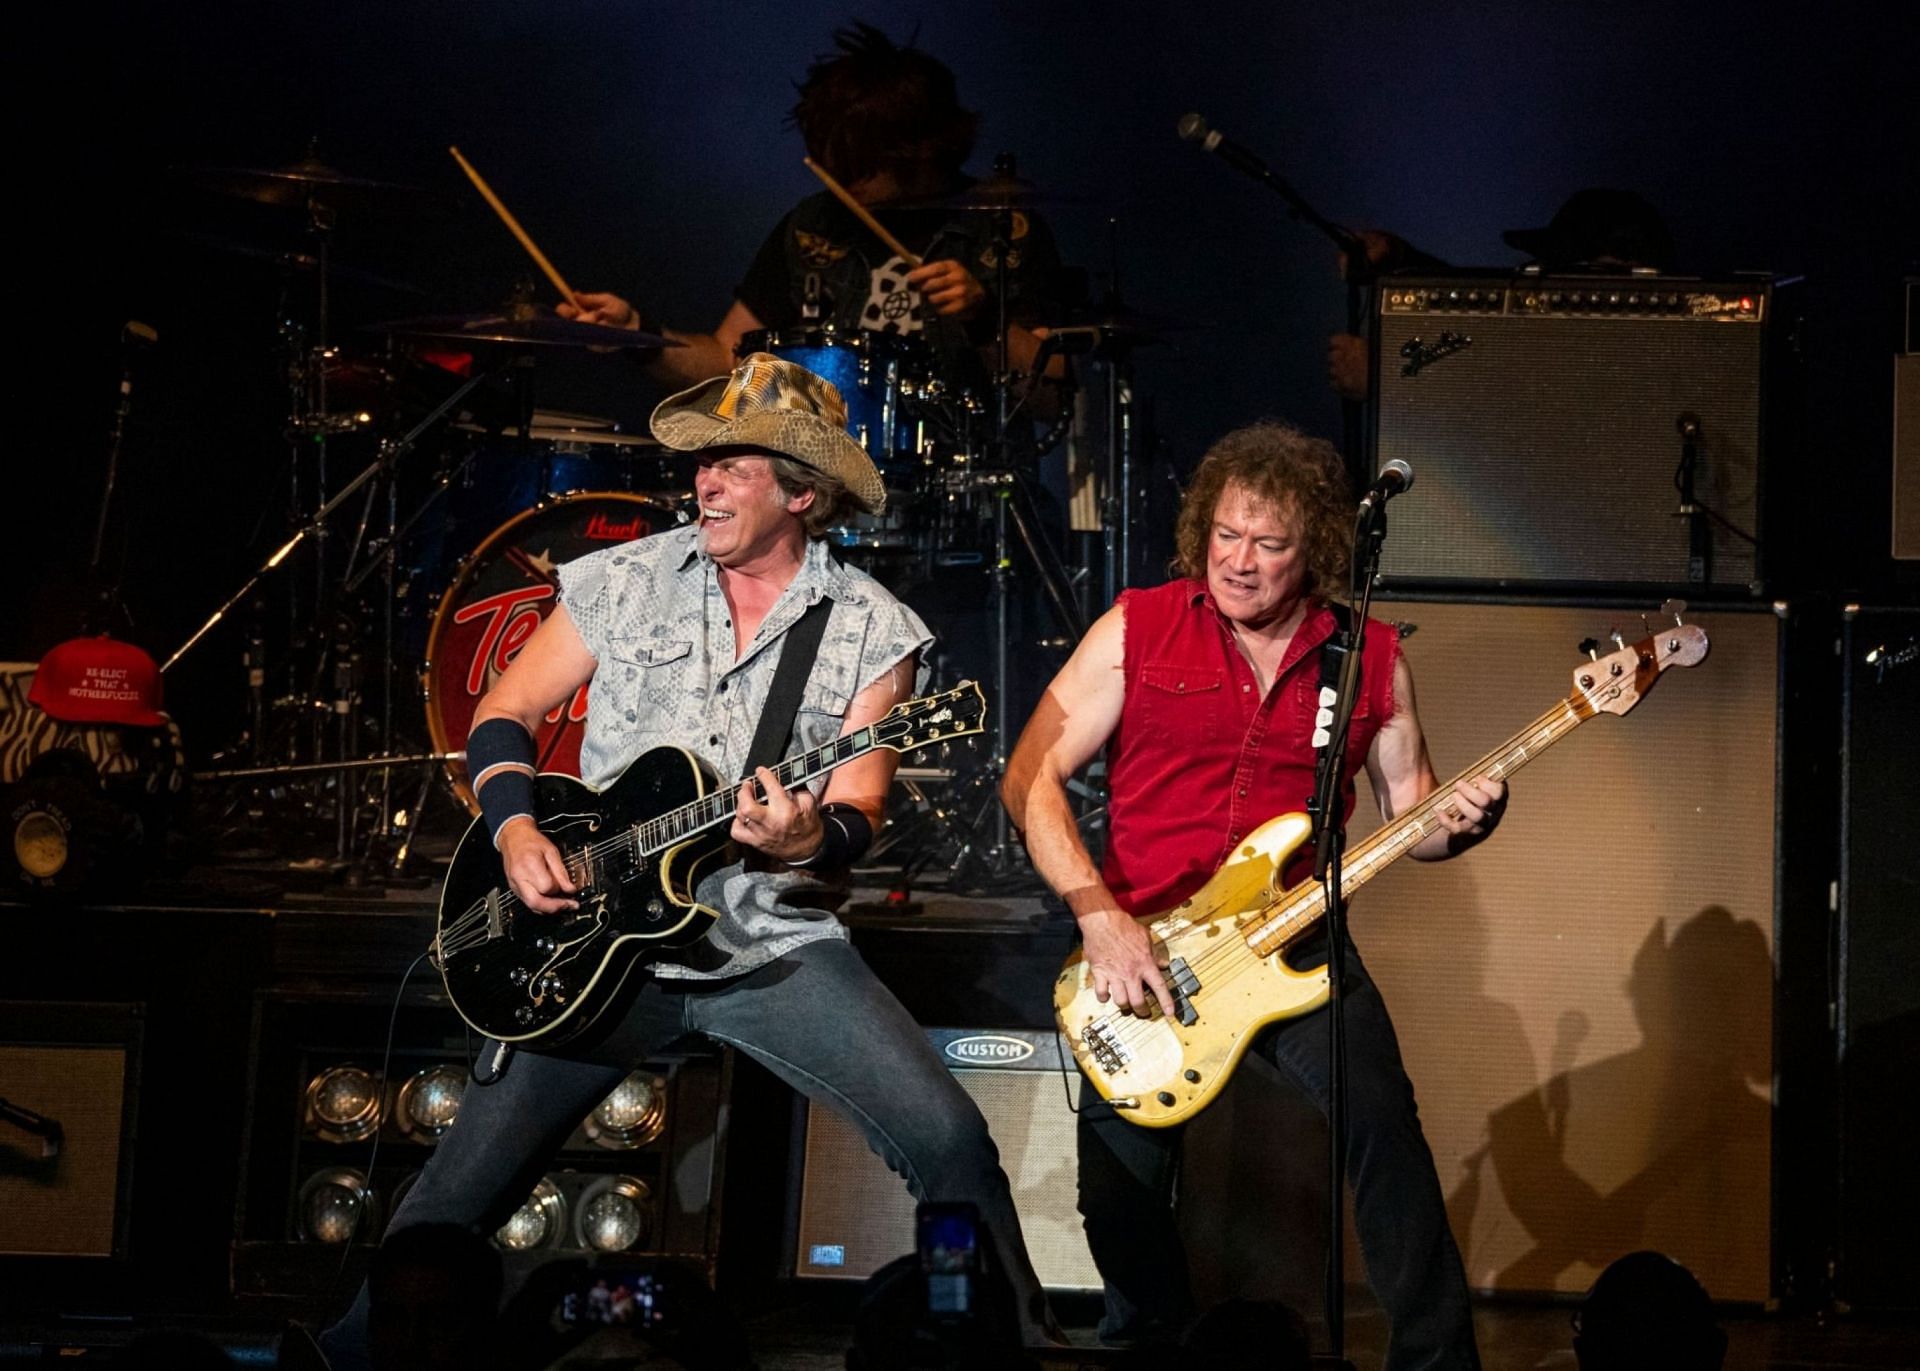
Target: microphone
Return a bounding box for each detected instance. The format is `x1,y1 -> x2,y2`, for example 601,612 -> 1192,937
1358,459 -> 1414,513
1176,112 -> 1274,182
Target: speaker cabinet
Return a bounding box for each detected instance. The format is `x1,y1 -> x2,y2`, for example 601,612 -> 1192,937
1836,605 -> 1920,1310
788,1026 -> 1099,1291
1372,276 -> 1769,593
1347,599 -> 1780,1301
0,1002 -> 142,1258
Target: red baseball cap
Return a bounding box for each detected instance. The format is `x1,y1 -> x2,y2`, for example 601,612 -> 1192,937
28,636 -> 167,727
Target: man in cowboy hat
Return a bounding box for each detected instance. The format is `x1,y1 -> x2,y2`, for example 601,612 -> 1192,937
320,354 -> 1058,1366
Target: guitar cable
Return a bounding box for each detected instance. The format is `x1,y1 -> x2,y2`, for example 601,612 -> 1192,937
330,947 -> 433,1294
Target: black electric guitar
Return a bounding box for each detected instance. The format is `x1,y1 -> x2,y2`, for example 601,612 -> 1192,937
434,681 -> 987,1045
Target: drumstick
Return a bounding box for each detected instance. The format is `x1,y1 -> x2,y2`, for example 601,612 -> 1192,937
803,157 -> 923,268
448,145 -> 582,309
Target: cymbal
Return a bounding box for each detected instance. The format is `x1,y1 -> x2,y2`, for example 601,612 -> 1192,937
885,172 -> 1106,213
180,231 -> 424,294
180,156 -> 441,211
1039,300 -> 1207,351
365,307 -> 678,350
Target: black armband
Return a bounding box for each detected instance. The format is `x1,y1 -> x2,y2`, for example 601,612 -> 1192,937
467,718 -> 537,847
787,802 -> 874,870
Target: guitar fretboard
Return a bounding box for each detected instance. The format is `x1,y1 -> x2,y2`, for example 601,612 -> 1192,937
632,725 -> 881,856
1241,690 -> 1597,957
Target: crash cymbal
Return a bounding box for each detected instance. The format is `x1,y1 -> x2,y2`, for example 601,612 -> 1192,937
179,231 -> 424,294
180,156 -> 441,212
365,307 -> 678,351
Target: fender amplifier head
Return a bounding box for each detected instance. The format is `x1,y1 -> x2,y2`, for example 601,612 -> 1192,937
1372,275 -> 1769,593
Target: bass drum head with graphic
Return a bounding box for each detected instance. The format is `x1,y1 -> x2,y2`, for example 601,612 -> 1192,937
424,492 -> 686,813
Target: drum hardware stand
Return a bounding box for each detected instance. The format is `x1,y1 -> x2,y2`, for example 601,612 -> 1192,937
932,153 -> 1089,889
170,361 -> 511,874
164,360 -> 509,674
194,752 -> 463,783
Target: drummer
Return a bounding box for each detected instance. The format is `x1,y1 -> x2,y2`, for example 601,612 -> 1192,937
560,22 -> 1065,391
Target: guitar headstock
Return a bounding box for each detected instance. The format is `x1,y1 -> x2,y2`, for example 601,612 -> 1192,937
1573,609 -> 1710,718
873,681 -> 988,752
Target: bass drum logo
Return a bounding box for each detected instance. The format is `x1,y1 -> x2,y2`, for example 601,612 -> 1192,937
943,1034 -> 1035,1066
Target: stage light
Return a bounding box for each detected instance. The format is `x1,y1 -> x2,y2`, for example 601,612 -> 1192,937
496,1177 -> 567,1252
304,1066 -> 381,1143
585,1071 -> 667,1150
396,1064 -> 467,1143
297,1167 -> 373,1244
574,1175 -> 651,1253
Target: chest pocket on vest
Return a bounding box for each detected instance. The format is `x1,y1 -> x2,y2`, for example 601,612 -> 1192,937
604,638 -> 694,725
1137,664 -> 1225,730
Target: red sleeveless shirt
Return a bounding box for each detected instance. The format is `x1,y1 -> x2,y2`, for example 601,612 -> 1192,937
1101,578 -> 1401,917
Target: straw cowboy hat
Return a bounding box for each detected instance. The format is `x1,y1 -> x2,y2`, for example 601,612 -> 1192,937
650,352 -> 886,514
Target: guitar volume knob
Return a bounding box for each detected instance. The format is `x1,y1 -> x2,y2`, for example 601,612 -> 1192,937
509,967 -> 530,986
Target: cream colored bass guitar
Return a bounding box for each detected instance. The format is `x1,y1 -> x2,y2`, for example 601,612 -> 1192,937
1054,617 -> 1709,1128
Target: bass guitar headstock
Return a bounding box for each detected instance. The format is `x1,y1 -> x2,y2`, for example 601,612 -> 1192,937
1573,601 -> 1710,718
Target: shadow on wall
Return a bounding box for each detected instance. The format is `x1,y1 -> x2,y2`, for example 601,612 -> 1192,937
1448,905 -> 1772,1293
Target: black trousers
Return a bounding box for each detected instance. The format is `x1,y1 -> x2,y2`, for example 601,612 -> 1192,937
1075,942 -> 1481,1371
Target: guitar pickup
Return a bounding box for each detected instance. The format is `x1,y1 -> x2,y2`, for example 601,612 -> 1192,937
1084,1021 -> 1131,1075
1167,957 -> 1201,1026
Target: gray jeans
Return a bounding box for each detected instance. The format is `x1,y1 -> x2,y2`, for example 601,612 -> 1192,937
320,938 -> 1053,1366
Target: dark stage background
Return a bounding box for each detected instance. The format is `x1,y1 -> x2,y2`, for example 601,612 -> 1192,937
9,0 -> 1917,742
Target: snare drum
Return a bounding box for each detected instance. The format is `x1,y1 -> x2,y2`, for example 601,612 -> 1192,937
738,327 -> 929,479
422,492 -> 687,812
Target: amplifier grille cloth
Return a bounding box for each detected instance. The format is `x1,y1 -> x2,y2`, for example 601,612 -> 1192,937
1375,303 -> 1763,589
795,1064 -> 1100,1291
1353,600 -> 1776,1299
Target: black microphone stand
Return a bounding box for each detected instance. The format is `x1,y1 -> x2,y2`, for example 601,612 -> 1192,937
1187,118 -> 1375,474
1305,500 -> 1390,1371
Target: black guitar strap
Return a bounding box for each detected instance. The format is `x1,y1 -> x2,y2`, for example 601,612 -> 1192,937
1308,600 -> 1359,843
741,596 -> 834,779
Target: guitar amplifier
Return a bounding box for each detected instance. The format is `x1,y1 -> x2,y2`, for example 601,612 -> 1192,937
1371,274 -> 1770,593
787,1025 -> 1101,1291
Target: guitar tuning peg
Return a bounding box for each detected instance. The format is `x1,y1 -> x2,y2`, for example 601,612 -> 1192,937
1610,628 -> 1626,651
1578,637 -> 1601,661
1661,597 -> 1688,625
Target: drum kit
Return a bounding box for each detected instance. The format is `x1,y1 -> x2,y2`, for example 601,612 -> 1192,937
170,148 -> 1175,889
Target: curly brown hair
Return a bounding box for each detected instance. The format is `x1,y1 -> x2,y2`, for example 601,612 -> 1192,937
1171,420 -> 1355,598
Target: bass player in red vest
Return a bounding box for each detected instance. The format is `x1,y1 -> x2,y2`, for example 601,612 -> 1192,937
1002,419 -> 1506,1368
